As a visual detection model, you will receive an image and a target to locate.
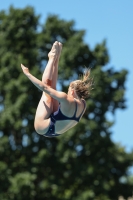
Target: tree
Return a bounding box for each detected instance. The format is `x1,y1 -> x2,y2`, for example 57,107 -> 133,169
0,6 -> 133,200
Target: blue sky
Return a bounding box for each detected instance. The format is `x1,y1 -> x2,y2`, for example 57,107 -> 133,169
1,0 -> 133,152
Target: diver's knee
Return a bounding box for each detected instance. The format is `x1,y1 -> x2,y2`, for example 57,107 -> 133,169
45,79 -> 52,86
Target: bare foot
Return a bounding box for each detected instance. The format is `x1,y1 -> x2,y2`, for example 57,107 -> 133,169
58,42 -> 63,58
48,41 -> 59,61
53,42 -> 62,63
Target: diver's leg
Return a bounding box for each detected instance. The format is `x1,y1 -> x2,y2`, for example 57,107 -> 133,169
34,42 -> 59,134
52,42 -> 63,112
52,42 -> 62,89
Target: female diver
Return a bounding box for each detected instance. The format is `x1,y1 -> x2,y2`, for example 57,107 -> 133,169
21,41 -> 93,137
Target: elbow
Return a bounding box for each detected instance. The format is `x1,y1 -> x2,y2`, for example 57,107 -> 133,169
42,83 -> 47,92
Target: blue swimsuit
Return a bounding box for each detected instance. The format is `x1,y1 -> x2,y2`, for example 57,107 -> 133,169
43,99 -> 86,138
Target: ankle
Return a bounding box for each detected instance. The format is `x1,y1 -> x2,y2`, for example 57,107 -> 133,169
48,57 -> 55,63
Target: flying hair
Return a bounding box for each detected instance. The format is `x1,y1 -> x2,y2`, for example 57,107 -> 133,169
71,68 -> 93,99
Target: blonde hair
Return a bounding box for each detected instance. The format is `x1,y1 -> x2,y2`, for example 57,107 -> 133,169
71,68 -> 93,99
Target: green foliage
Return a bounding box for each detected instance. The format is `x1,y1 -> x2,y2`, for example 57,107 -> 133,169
0,6 -> 133,200
8,172 -> 36,199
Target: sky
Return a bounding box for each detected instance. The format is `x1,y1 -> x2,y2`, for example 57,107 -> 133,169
1,0 -> 133,152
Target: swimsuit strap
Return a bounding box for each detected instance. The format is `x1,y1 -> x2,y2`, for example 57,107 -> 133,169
79,100 -> 86,117
73,99 -> 78,117
73,99 -> 86,120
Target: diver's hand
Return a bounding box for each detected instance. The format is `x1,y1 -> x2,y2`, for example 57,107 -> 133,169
21,64 -> 30,76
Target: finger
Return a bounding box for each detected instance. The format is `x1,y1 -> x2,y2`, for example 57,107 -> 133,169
21,63 -> 25,68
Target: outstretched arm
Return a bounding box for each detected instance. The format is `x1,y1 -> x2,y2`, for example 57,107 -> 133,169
21,64 -> 45,92
21,64 -> 67,102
